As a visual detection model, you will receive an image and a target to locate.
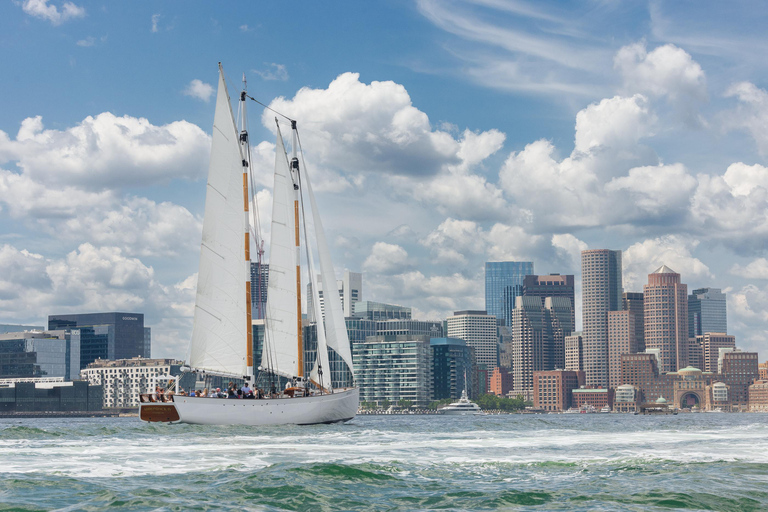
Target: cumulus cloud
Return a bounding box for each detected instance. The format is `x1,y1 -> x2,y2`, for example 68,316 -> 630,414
552,233 -> 588,270
574,94 -> 655,154
731,258 -> 768,280
622,235 -> 713,291
722,82 -> 768,155
0,242 -> 197,357
363,242 -> 410,274
183,79 -> 215,102
151,13 -> 161,33
0,113 -> 210,190
22,0 -> 85,25
614,42 -> 707,121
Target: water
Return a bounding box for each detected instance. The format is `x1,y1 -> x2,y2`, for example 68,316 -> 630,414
1,414 -> 767,511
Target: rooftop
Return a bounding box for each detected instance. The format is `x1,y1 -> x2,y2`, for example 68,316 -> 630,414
652,264 -> 677,274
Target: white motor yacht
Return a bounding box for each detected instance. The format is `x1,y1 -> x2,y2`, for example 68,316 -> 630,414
438,390 -> 482,415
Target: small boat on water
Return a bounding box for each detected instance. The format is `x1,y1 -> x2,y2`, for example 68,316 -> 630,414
438,390 -> 482,415
600,405 -> 611,413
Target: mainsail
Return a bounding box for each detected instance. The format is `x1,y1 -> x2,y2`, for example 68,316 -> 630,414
262,129 -> 300,379
189,68 -> 249,377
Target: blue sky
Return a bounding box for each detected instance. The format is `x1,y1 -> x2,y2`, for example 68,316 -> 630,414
2,0 -> 768,360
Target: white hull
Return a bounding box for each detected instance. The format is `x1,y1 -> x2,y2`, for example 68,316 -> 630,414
141,387 -> 358,426
439,408 -> 481,415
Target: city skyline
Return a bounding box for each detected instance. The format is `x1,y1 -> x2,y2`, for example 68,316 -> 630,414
1,1 -> 767,360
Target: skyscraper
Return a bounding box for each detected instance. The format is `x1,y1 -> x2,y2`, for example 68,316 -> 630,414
522,274 -> 575,331
485,262 -> 534,328
581,249 -> 623,387
249,262 -> 269,320
643,265 -> 689,373
607,310 -> 642,389
446,310 -> 498,369
307,270 -> 362,321
622,292 -> 645,353
688,288 -> 727,337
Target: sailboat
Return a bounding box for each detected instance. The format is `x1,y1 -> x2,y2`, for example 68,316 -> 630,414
139,64 -> 359,425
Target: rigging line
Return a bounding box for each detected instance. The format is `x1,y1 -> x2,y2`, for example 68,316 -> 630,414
247,94 -> 295,123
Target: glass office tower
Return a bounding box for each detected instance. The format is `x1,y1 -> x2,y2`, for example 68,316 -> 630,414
485,261 -> 534,328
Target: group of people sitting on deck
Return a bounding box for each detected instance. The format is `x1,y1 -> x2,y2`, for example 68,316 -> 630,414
141,378 -> 315,403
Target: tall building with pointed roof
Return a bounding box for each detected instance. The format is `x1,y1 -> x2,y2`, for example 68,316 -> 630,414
644,265 -> 689,373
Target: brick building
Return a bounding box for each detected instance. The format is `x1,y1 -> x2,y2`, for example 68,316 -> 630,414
533,370 -> 585,411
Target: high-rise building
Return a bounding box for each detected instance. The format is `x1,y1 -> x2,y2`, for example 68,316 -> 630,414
354,335 -> 432,408
581,249 -> 623,387
688,288 -> 727,337
644,265 -> 688,373
485,262 -> 534,328
48,313 -> 149,369
523,274 -> 575,331
431,338 -> 474,400
696,333 -> 736,373
622,292 -> 645,353
0,330 -> 79,380
565,332 -> 584,371
511,297 -> 571,396
249,262 -> 269,320
353,301 -> 411,321
607,310 -> 642,389
446,311 -> 498,369
307,270 -> 362,322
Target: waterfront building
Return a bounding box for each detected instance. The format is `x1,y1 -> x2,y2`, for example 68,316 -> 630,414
572,388 -> 613,410
308,270 -> 362,322
643,266 -> 688,373
581,249 -> 623,388
613,384 -> 639,413
748,380 -> 768,412
688,287 -> 727,338
688,337 -> 704,370
485,261 -> 533,328
0,380 -> 102,414
353,335 -> 432,408
490,367 -> 513,397
446,311 -> 497,369
431,338 -> 474,400
532,370 -> 584,411
620,351 -> 758,411
353,301 -> 411,321
607,310 -> 642,389
249,261 -> 269,319
80,357 -> 192,409
760,361 -> 768,380
0,330 -> 79,380
522,274 -> 575,331
48,312 -> 150,368
565,332 -> 583,371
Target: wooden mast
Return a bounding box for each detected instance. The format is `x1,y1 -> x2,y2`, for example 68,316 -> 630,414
239,71 -> 254,376
291,120 -> 304,378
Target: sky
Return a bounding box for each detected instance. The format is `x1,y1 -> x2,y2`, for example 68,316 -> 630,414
2,0 -> 768,360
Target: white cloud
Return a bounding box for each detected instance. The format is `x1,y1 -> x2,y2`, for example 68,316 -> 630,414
574,94 -> 655,154
151,13 -> 161,33
363,242 -> 410,274
76,36 -> 94,47
622,235 -> 713,291
722,82 -> 768,155
605,163 -> 697,221
722,162 -> 768,196
183,79 -> 215,102
22,0 -> 85,26
254,63 -> 289,81
731,258 -> 768,280
614,42 -> 706,102
0,113 -> 210,190
240,24 -> 249,32
551,233 -> 588,270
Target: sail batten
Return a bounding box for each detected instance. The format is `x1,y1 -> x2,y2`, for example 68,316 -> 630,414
189,67 -> 249,377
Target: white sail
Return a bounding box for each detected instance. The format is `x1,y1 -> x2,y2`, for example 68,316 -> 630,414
189,68 -> 249,377
262,128 -> 299,378
307,235 -> 332,391
304,164 -> 355,376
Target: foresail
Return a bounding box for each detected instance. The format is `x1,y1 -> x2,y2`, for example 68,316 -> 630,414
307,232 -> 332,391
189,68 -> 248,377
262,128 -> 299,378
304,164 -> 355,377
